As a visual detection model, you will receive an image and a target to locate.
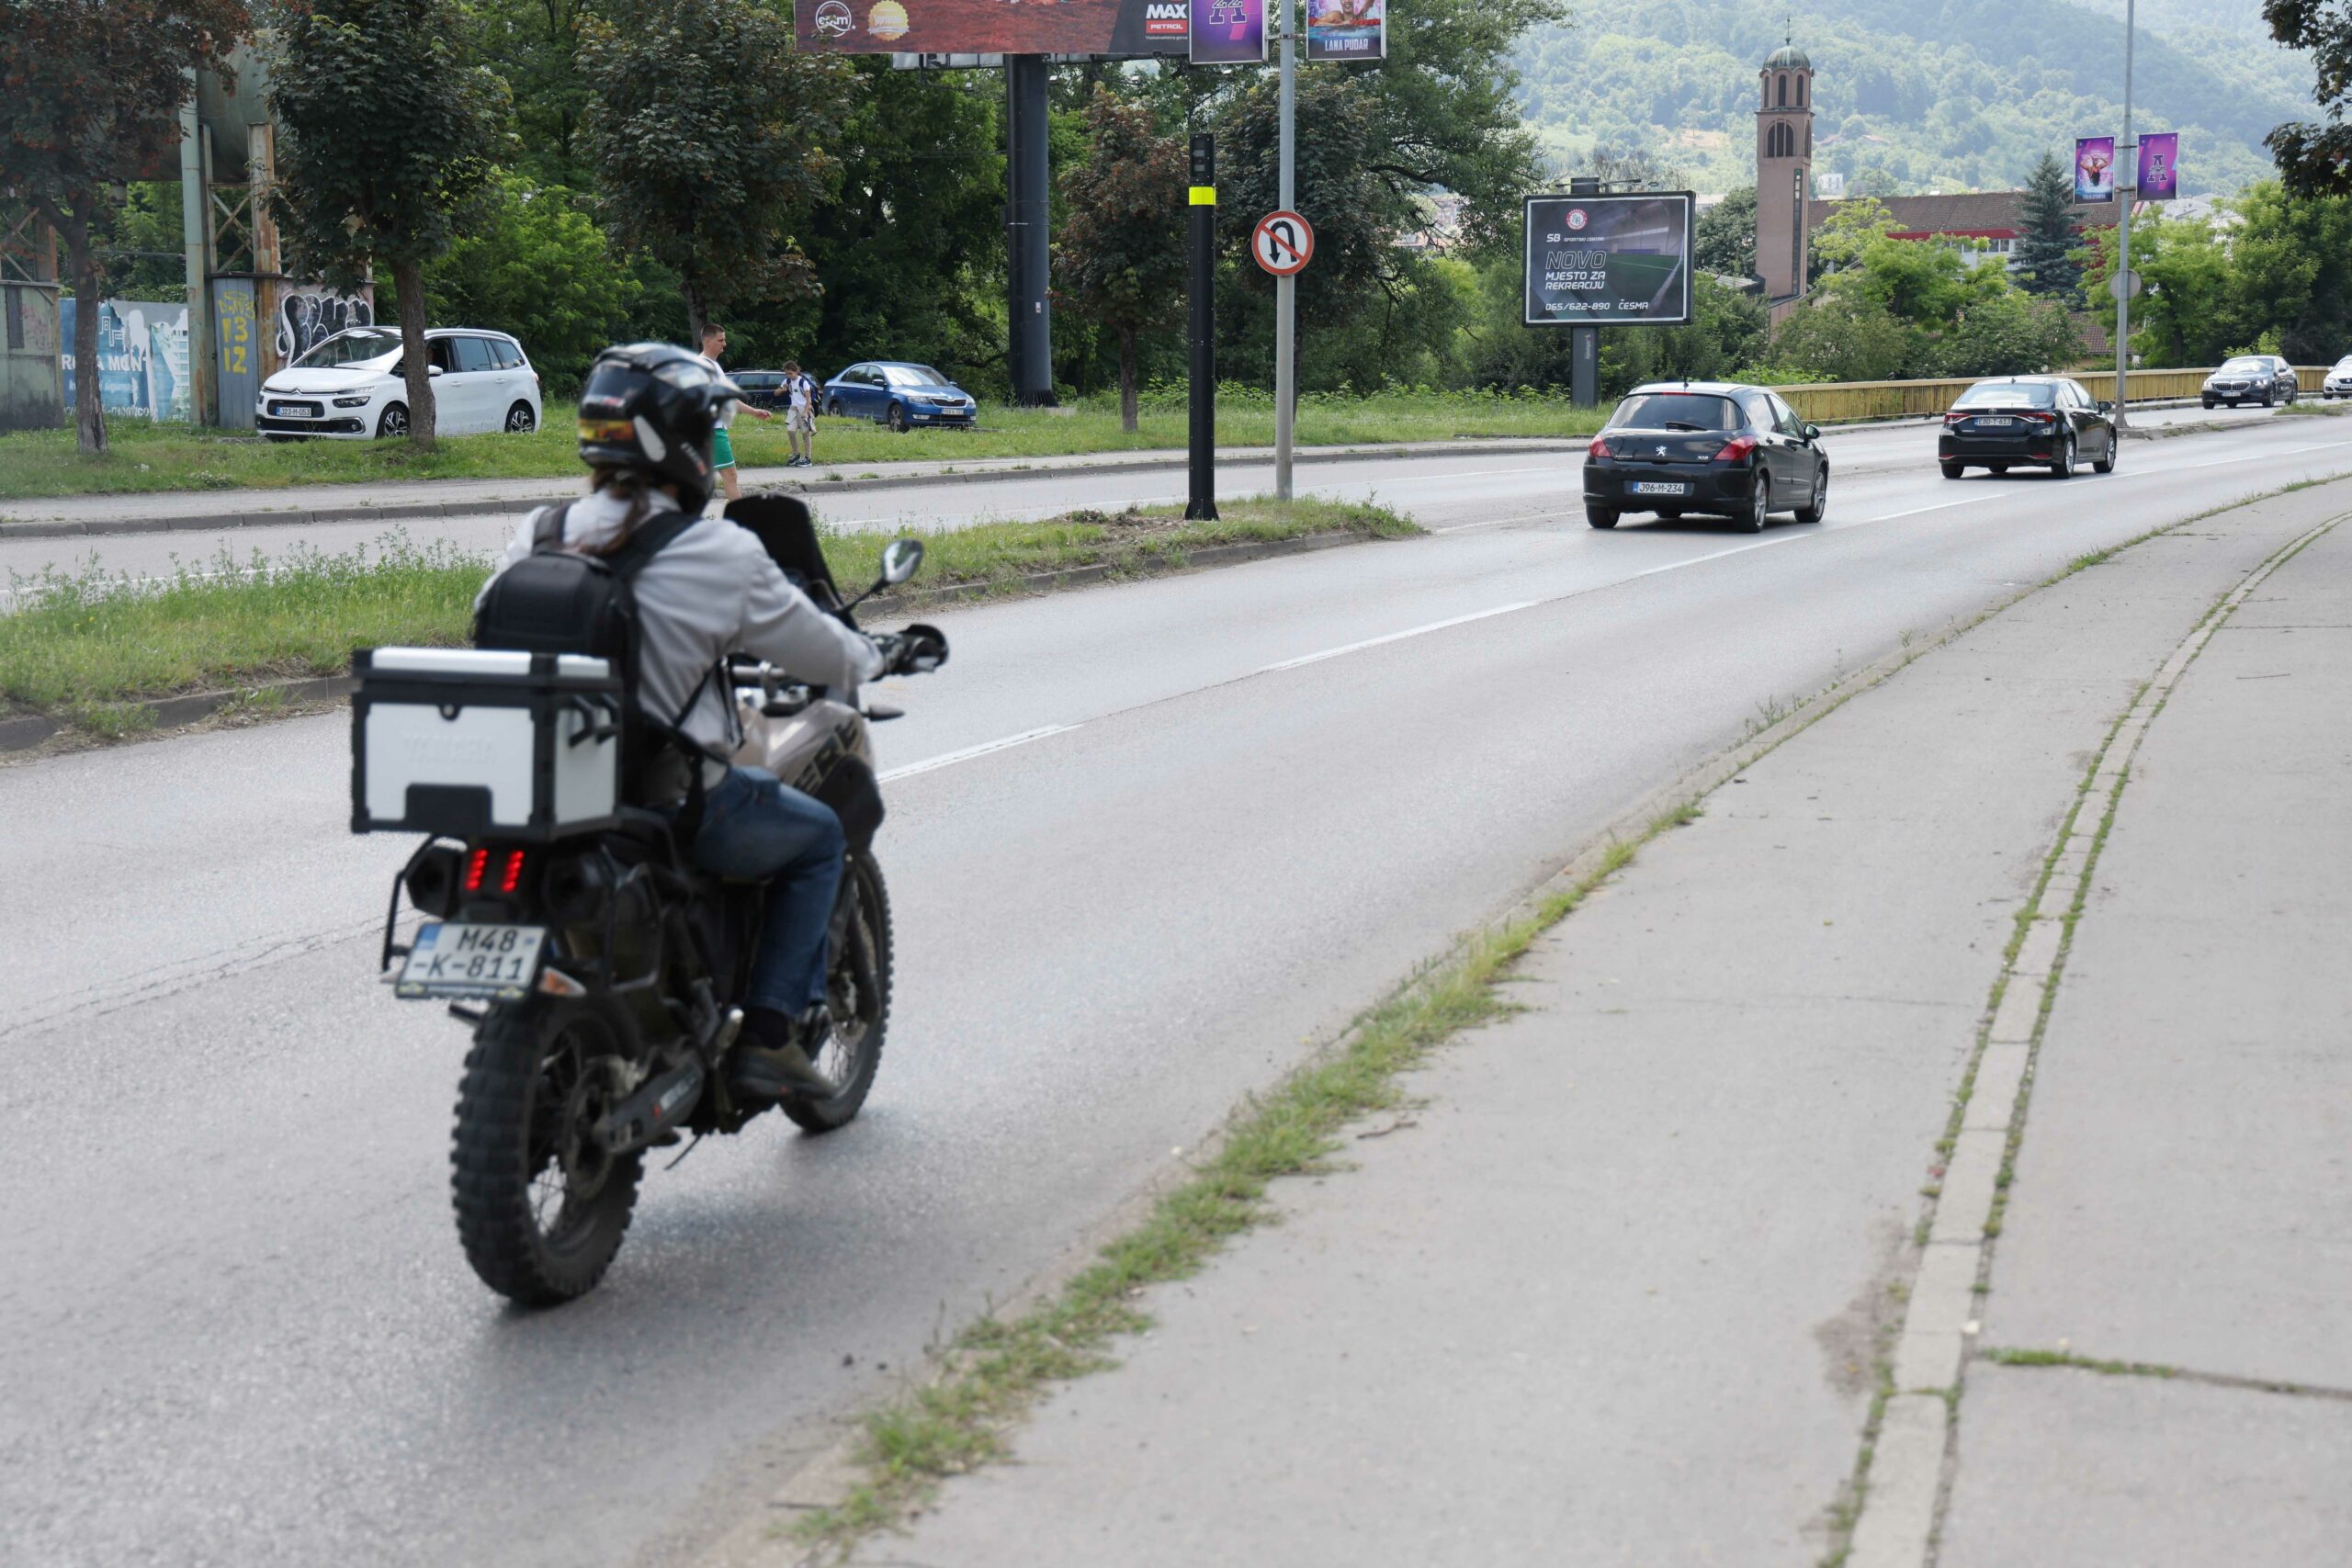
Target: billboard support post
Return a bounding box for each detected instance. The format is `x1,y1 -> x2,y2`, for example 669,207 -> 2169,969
1187,133 -> 1217,521
1274,0 -> 1295,500
1568,176 -> 1600,409
1006,55 -> 1055,406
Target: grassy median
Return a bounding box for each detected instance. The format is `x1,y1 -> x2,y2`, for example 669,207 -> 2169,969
0,497 -> 1414,738
0,389 -> 1595,502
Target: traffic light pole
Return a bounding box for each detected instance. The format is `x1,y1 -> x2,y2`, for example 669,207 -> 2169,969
1188,133 -> 1218,521
1273,0 -> 1296,500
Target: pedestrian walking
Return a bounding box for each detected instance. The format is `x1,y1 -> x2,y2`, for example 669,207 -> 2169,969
695,323 -> 772,507
782,361 -> 820,468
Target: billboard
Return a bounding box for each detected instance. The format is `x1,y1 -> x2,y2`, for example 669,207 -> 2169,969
2137,132 -> 2179,200
1191,0 -> 1264,63
2075,136 -> 2116,203
1522,193 -> 1695,327
59,299 -> 191,423
1306,0 -> 1381,61
797,0 -> 1190,55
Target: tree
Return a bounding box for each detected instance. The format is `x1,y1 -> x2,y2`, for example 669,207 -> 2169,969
2012,151 -> 2082,297
2265,0 -> 2352,195
466,0 -> 597,186
0,0 -> 248,452
418,171 -> 640,391
1694,186 -> 1758,280
1055,88 -> 1186,432
1762,291 -> 1909,382
266,0 -> 507,448
579,0 -> 854,344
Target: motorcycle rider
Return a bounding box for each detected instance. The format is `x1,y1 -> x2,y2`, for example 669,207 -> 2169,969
477,342 -> 899,1100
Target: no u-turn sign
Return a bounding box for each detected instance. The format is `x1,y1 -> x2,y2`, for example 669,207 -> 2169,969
1252,210 -> 1315,276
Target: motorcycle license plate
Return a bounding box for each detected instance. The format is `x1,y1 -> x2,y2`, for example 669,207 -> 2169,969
397,922 -> 548,999
1632,481 -> 1689,496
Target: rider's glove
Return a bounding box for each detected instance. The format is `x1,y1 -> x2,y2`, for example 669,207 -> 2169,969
874,623 -> 949,676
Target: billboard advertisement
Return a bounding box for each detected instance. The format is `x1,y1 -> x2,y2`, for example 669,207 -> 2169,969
1191,0 -> 1264,63
2137,132 -> 2179,200
797,0 -> 1190,55
59,299 -> 191,423
1522,193 -> 1695,327
2075,136 -> 2117,203
1306,0 -> 1382,61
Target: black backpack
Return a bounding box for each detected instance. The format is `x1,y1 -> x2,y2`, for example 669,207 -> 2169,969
472,500 -> 709,803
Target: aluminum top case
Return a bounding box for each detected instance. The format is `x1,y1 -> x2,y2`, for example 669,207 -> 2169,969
351,647 -> 623,840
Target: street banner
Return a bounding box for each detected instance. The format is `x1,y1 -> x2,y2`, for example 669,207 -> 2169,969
1306,0 -> 1383,60
797,0 -> 1191,57
2138,132 -> 2179,201
1522,193 -> 1695,327
1191,0 -> 1265,62
2075,136 -> 2117,203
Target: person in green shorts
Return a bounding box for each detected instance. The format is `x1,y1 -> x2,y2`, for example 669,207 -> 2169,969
695,323 -> 771,506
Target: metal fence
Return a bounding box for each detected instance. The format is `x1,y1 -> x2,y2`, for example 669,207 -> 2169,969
1779,367 -> 2333,424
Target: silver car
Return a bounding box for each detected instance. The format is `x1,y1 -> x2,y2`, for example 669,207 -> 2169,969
2323,355 -> 2352,400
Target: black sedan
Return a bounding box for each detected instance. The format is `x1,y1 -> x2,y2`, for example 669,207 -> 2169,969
1939,377 -> 2117,479
1583,381 -> 1829,533
2202,355 -> 2297,409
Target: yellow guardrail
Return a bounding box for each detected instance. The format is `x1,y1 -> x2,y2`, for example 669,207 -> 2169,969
1779,367 -> 2333,423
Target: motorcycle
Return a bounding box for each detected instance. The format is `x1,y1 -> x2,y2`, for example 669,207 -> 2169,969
353,495 -> 944,1304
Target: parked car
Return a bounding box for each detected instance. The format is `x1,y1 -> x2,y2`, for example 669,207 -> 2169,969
820,361 -> 978,432
1939,377 -> 2117,479
2323,355 -> 2352,400
256,326 -> 542,440
1582,381 -> 1829,533
2201,355 -> 2298,409
730,369 -> 791,411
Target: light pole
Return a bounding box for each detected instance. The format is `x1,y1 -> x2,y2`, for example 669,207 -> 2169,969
1273,0 -> 1296,500
2113,0 -> 2136,429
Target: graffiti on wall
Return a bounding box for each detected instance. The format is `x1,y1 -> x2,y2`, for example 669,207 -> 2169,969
60,299 -> 192,423
277,286 -> 373,364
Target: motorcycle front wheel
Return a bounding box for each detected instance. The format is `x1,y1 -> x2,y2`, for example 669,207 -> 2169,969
784,850 -> 892,1133
451,998 -> 643,1304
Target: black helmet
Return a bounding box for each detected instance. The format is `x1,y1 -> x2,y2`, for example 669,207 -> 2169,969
574,342 -> 744,514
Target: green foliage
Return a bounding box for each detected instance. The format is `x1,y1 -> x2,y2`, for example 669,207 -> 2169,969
1764,289 -> 1910,382
463,0 -> 596,186
578,0 -> 854,341
1694,186 -> 1758,279
1056,88 -> 1188,432
2263,0 -> 2352,196
2013,151 -> 2083,298
2075,182 -> 2352,366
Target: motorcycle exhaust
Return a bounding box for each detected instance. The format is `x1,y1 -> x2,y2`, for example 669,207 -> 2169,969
592,1058 -> 706,1155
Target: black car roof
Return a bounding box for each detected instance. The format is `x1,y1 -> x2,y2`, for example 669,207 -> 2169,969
1623,381 -> 1756,396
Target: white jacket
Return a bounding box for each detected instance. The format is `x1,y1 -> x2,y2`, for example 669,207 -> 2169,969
479,488 -> 883,758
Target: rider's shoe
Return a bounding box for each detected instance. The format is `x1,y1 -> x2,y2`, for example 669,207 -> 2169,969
728,1005 -> 836,1100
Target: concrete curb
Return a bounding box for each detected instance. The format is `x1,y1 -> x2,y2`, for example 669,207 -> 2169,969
1,673 -> 357,758
0,440 -> 1584,542
1840,503 -> 2352,1568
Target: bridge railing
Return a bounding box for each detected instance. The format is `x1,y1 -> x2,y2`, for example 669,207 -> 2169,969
1777,367 -> 2334,424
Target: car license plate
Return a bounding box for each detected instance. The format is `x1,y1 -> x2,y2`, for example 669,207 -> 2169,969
397,922 -> 548,999
1632,481 -> 1689,496
1974,417 -> 2014,427
270,400 -> 322,418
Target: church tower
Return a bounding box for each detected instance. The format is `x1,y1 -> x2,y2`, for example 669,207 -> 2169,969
1755,39 -> 1815,304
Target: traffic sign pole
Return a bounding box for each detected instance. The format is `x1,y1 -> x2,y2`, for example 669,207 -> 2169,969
1275,0 -> 1296,501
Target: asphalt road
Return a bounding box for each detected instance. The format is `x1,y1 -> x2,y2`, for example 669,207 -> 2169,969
6,406 -> 2352,1567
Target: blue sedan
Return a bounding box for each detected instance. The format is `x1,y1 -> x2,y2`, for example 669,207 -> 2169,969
820,360 -> 978,432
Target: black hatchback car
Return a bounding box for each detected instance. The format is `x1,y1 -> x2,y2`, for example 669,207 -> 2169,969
1939,377 -> 2118,479
1584,382 -> 1829,532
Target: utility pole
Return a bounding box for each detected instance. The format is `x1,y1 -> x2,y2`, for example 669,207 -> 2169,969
2113,0 -> 2136,429
1273,0 -> 1296,500
1569,175 -> 1600,409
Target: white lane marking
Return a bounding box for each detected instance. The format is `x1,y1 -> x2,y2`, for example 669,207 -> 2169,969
878,723 -> 1078,782
1255,601 -> 1538,674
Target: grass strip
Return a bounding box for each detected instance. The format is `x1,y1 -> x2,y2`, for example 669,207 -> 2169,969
791,830 -> 1661,1554
0,497 -> 1415,730
0,391 -> 1597,502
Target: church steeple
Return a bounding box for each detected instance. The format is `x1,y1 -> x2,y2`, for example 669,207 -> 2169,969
1756,35 -> 1815,302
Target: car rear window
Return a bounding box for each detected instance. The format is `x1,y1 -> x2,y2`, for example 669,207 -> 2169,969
1954,381 -> 2056,408
1605,392 -> 1740,432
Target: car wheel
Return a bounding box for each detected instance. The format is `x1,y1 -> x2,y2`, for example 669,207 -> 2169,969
2052,434 -> 2075,479
1940,460 -> 1965,479
2262,389 -> 2276,408
376,402 -> 409,439
2202,399 -> 2216,410
1585,503 -> 1619,530
1737,474 -> 1769,533
886,402 -> 910,434
823,397 -> 842,419
503,401 -> 536,434
1794,463 -> 1829,524
2092,433 -> 2117,475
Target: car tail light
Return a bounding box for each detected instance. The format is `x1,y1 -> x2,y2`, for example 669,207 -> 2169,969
1943,411 -> 1969,424
1713,435 -> 1758,463
1588,434 -> 1612,459
2023,411 -> 2055,424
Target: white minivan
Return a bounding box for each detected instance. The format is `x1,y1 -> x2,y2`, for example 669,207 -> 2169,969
256,326 -> 543,440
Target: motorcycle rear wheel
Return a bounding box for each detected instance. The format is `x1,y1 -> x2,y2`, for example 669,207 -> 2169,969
451,998 -> 643,1304
784,851 -> 892,1133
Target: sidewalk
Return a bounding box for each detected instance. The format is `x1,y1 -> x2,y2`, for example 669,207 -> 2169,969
755,479 -> 2350,1565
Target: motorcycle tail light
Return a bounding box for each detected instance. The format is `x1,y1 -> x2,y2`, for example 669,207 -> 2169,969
463,848 -> 490,894
1713,435 -> 1758,463
497,850 -> 526,895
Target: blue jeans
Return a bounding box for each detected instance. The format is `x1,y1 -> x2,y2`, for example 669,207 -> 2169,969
688,767 -> 844,1015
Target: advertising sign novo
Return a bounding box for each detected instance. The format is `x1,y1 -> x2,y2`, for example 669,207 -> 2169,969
1306,0 -> 1382,60
1522,193 -> 1695,327
796,0 -> 1191,56
2075,136 -> 2117,203
1190,0 -> 1264,62
2137,131 -> 2179,200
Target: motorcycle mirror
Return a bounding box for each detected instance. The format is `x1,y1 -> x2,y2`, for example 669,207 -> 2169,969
879,537 -> 924,586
